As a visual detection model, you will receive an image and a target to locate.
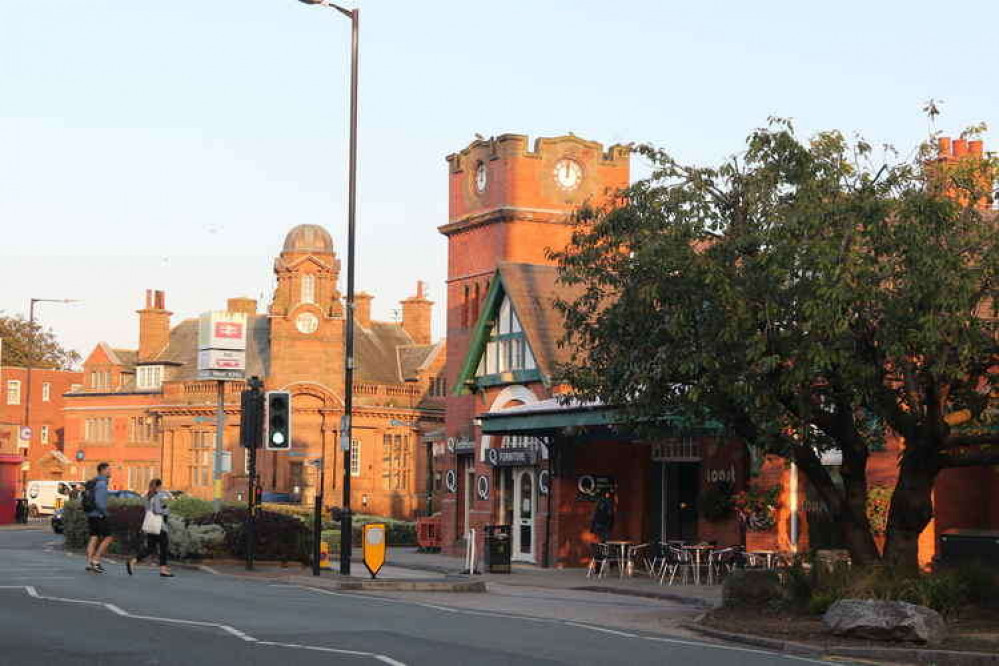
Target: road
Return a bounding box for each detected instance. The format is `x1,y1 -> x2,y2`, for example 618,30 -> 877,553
0,529 -> 843,665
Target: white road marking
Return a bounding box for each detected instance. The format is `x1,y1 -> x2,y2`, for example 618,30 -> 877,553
563,622 -> 638,638
0,586 -> 405,665
293,585 -> 834,664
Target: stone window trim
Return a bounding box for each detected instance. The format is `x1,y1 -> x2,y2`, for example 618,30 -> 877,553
6,380 -> 21,406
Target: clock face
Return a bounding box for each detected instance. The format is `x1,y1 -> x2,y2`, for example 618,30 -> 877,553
553,159 -> 583,190
295,312 -> 319,335
474,162 -> 487,193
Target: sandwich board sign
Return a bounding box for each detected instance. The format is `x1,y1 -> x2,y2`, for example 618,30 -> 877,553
363,523 -> 386,579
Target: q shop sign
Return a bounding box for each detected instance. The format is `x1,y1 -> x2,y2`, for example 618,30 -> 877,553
198,311 -> 248,351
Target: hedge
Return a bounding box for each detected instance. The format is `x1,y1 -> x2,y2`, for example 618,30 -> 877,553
61,499 -> 416,561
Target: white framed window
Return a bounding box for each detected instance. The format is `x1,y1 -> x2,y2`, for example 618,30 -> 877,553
6,380 -> 21,405
350,438 -> 361,477
41,382 -> 51,402
40,425 -> 49,445
301,274 -> 316,304
476,296 -> 535,377
137,365 -> 163,391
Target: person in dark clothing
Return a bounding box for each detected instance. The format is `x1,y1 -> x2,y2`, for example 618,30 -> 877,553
590,491 -> 615,542
127,478 -> 174,578
85,463 -> 113,573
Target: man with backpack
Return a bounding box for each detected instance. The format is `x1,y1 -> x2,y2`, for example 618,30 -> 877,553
83,462 -> 113,573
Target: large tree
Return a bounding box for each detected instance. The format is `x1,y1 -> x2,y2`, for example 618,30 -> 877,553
552,120 -> 999,569
0,313 -> 81,370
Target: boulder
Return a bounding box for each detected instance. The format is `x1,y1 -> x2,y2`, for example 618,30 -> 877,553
722,569 -> 783,608
822,599 -> 947,645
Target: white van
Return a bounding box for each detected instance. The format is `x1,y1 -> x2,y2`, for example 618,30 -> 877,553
25,480 -> 80,517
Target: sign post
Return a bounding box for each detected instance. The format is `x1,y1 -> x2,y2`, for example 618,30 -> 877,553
198,311 -> 247,511
363,523 -> 386,579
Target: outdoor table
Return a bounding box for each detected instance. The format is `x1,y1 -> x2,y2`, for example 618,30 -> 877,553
605,541 -> 634,579
681,544 -> 715,585
748,550 -> 778,570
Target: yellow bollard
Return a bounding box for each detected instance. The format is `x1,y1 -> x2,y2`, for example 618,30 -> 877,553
319,541 -> 332,570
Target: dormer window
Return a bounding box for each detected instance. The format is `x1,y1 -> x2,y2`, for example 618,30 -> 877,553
476,296 -> 536,377
137,365 -> 164,391
301,274 -> 316,304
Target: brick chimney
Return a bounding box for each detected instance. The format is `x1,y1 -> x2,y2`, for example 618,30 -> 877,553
137,290 -> 172,361
227,297 -> 257,316
400,281 -> 433,345
354,292 -> 373,328
934,136 -> 992,209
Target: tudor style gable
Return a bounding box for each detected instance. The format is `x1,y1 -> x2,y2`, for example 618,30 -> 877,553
455,263 -> 585,394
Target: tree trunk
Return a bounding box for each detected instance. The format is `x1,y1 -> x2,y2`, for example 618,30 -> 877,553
838,435 -> 881,566
882,446 -> 938,571
791,445 -> 880,566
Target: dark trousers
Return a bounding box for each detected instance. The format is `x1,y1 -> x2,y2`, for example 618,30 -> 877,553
136,532 -> 169,567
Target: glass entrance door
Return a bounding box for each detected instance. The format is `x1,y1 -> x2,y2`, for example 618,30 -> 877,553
512,469 -> 536,562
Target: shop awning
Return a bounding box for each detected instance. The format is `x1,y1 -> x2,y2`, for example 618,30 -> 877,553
477,398 -> 724,436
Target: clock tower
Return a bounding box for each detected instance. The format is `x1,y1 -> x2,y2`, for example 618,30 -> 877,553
439,133 -> 630,402
268,224 -> 345,391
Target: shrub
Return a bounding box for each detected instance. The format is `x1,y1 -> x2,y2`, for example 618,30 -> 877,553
194,507 -> 311,563
167,496 -> 216,520
63,500 -> 89,549
167,517 -> 226,560
723,570 -> 783,608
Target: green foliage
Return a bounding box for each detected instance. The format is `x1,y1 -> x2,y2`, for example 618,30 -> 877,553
699,481 -> 735,522
0,312 -> 81,369
733,486 -> 780,531
166,517 -> 226,559
552,118 -> 999,567
63,500 -> 89,549
802,563 -> 998,618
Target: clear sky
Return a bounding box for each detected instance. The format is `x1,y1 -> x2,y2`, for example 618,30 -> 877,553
2,0 -> 996,363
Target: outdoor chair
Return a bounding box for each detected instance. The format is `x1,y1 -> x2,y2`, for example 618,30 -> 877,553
708,546 -> 741,584
626,543 -> 651,577
660,545 -> 694,586
586,542 -> 609,579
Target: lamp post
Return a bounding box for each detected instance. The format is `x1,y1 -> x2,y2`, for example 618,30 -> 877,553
23,298 -> 79,487
297,0 -> 359,577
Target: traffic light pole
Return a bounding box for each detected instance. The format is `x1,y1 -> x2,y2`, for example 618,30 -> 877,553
241,376 -> 264,571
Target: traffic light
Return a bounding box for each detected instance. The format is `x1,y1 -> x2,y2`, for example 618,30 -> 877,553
264,391 -> 291,451
239,387 -> 264,448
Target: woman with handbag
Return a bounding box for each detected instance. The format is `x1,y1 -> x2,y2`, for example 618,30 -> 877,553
127,478 -> 174,578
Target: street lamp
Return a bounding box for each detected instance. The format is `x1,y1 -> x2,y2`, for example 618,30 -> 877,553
23,298 -> 80,464
297,0 -> 359,577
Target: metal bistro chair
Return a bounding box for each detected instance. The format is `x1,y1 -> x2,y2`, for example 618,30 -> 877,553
708,546 -> 741,584
626,543 -> 651,577
586,542 -> 610,579
660,545 -> 695,586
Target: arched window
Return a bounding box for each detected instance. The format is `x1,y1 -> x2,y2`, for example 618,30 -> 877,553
301,274 -> 316,304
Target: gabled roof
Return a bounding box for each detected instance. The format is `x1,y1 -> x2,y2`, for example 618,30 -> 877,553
397,341 -> 443,382
454,262 -> 585,393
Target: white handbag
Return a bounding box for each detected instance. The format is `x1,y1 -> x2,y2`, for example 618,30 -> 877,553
141,510 -> 163,535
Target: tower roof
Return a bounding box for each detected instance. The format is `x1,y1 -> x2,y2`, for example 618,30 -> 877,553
282,224 -> 334,254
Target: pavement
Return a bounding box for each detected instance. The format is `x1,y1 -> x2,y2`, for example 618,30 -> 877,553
0,528 -> 845,665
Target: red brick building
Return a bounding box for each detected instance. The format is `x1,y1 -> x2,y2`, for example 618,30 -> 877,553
0,366 -> 83,495
64,225 -> 445,518
437,134 -> 633,564
437,133 -> 999,569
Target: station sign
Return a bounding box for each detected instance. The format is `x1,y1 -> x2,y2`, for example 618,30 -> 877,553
198,311 -> 247,381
